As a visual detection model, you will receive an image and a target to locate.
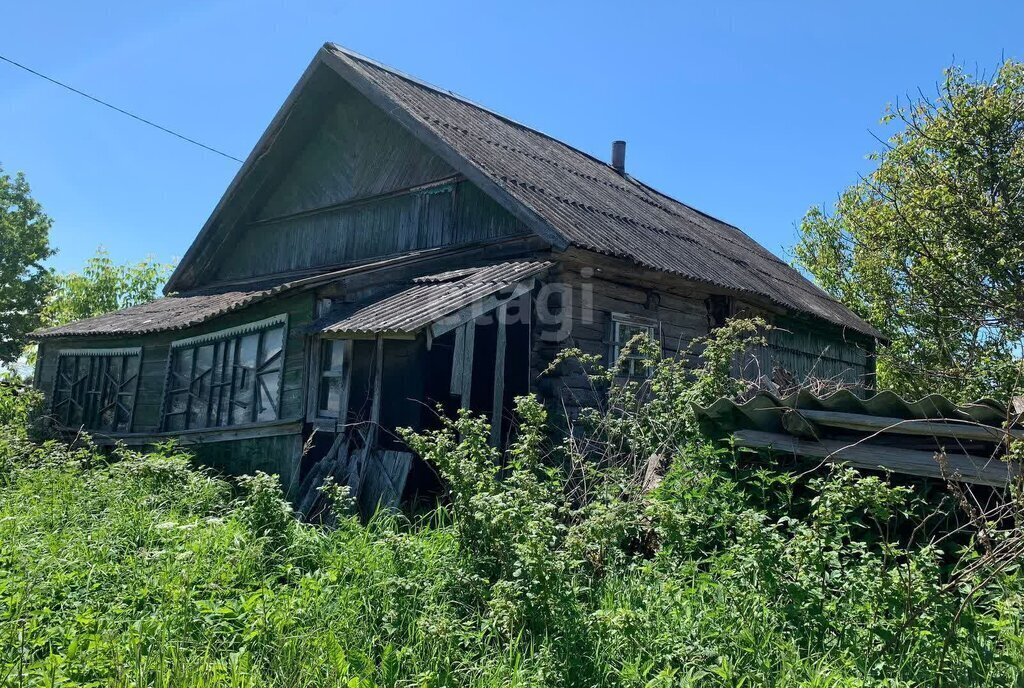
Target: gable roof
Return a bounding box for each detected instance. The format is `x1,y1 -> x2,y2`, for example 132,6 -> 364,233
168,43 -> 878,339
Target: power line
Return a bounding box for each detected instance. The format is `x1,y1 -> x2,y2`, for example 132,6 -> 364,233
0,53 -> 244,163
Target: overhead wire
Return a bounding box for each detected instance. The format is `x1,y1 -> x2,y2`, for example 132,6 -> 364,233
0,53 -> 244,163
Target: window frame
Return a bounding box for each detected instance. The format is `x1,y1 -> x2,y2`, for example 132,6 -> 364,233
160,314 -> 288,432
609,313 -> 660,378
311,337 -> 352,422
51,347 -> 142,433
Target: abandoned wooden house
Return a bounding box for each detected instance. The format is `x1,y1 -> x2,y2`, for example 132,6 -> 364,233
30,43 -> 880,509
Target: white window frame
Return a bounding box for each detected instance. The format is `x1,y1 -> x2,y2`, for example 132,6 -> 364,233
310,337 -> 352,424
609,313 -> 660,378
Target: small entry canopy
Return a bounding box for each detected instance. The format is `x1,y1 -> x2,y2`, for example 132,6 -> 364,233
315,260 -> 550,339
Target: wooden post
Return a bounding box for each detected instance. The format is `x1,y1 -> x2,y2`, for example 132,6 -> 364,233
450,320 -> 476,409
335,339 -> 353,433
490,303 -> 507,447
351,336 -> 384,497
368,335 -> 384,447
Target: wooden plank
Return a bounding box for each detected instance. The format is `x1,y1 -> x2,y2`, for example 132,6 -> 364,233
336,340 -> 353,432
733,429 -> 1018,487
86,419 -> 304,446
368,336 -> 384,446
450,323 -> 465,397
460,320 -> 475,410
350,336 -> 386,502
490,303 -> 508,447
357,449 -> 413,516
795,409 -> 1024,443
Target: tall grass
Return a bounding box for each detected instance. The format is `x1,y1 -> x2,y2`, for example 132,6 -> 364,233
0,325 -> 1022,686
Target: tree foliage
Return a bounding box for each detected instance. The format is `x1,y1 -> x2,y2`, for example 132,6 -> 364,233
41,247 -> 174,328
0,166 -> 55,363
796,60 -> 1024,401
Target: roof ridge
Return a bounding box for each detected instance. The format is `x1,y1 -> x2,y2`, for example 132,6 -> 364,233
326,44 -> 626,177
328,44 -> 793,272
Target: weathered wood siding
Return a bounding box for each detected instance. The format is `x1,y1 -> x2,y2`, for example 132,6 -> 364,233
210,77 -> 531,283
216,181 -> 529,281
256,79 -> 456,221
756,315 -> 873,386
530,256 -> 875,421
36,291 -> 314,436
531,262 -> 712,418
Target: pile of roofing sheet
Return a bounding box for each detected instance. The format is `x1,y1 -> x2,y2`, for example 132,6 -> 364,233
694,389 -> 1022,486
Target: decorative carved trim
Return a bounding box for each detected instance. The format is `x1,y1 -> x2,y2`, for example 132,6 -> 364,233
57,347 -> 142,357
169,315 -> 288,350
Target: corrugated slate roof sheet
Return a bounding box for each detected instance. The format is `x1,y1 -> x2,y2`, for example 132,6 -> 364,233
31,248 -> 470,339
327,44 -> 879,338
31,289 -> 273,339
319,260 -> 550,336
696,389 -> 1013,437
694,389 -> 1021,485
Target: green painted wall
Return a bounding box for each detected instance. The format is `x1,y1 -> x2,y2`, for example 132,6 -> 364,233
189,434 -> 305,498
35,291 -> 314,482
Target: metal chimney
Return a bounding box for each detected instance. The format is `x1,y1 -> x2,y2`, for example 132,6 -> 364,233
611,140 -> 626,174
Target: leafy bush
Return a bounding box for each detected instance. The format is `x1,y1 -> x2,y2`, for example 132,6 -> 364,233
0,320 -> 1022,686
0,374 -> 45,439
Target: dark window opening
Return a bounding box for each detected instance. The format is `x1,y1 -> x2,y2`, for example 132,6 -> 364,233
706,294 -> 734,328
52,349 -> 140,432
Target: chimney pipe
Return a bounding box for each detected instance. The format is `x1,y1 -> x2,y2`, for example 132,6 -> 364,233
611,140 -> 626,174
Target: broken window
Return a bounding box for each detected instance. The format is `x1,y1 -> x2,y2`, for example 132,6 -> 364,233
162,316 -> 287,431
51,348 -> 141,432
610,315 -> 658,378
706,294 -> 734,328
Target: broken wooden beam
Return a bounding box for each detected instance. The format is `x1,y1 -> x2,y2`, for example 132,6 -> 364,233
732,429 -> 1019,487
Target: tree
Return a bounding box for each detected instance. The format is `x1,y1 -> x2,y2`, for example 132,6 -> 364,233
41,248 -> 174,328
0,166 -> 55,363
796,60 -> 1024,402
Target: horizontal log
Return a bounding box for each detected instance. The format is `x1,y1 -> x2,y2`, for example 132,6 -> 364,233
84,419 -> 304,447
797,409 -> 1024,443
733,429 -> 1018,487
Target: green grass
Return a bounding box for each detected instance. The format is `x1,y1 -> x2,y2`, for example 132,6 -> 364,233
0,428 -> 1021,687
2,331 -> 1023,688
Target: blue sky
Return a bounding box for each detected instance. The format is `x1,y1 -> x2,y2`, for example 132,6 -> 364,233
2,1 -> 1022,276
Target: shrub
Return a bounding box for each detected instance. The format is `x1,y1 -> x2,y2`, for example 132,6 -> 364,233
0,318 -> 1021,685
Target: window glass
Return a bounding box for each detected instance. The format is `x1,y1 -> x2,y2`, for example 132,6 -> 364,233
163,319 -> 286,431
611,318 -> 657,378
317,339 -> 347,417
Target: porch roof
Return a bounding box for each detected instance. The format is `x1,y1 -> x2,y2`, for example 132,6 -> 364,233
316,260 -> 551,338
